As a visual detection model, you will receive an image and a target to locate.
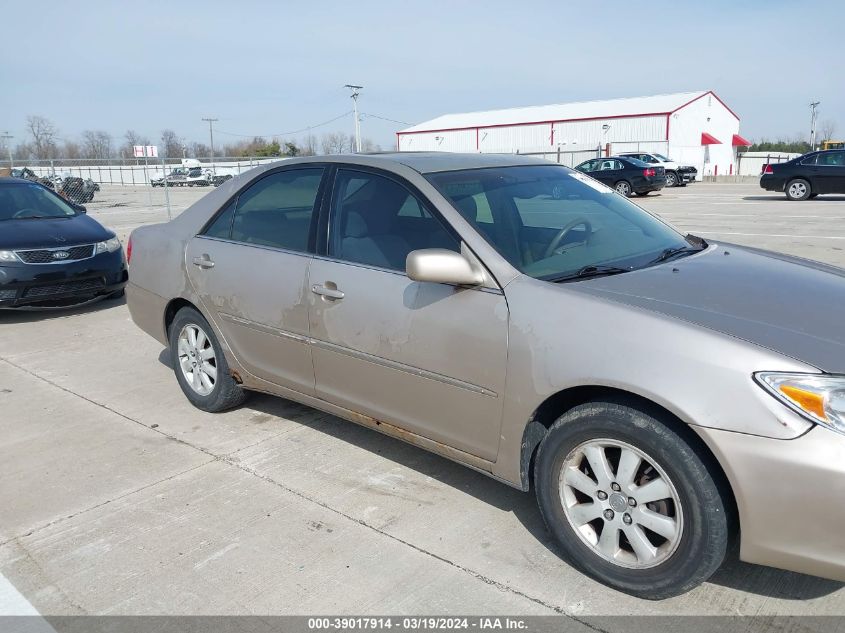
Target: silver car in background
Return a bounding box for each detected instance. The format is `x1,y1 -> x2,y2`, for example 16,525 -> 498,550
126,153 -> 845,598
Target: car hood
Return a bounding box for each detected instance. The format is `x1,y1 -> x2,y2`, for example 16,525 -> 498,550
0,214 -> 113,250
571,243 -> 845,373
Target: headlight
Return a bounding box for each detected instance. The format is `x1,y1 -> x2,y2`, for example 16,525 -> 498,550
95,237 -> 121,254
0,250 -> 18,262
755,372 -> 845,435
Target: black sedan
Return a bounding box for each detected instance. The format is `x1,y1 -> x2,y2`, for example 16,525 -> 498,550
761,150 -> 845,200
574,156 -> 666,196
0,178 -> 128,309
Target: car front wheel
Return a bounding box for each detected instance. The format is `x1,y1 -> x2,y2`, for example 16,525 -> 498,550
169,306 -> 248,412
785,178 -> 811,201
665,171 -> 677,187
534,400 -> 732,599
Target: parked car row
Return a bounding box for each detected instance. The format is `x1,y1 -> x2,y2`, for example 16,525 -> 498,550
151,166 -> 233,188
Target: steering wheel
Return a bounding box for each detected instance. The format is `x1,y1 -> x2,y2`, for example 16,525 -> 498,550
544,217 -> 593,259
12,208 -> 40,219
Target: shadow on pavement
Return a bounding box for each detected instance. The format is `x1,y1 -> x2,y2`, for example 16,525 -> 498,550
236,391 -> 844,602
0,294 -> 125,325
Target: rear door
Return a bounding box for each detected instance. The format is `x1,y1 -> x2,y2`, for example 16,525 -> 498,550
592,158 -> 623,186
185,167 -> 326,395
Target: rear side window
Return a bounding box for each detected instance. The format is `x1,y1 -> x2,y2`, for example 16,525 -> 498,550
800,154 -> 818,165
229,168 -> 323,252
817,152 -> 845,166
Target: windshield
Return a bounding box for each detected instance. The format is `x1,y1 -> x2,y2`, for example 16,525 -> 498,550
653,153 -> 671,161
427,165 -> 690,281
0,182 -> 79,221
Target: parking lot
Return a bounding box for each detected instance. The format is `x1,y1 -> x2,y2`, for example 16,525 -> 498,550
2,182 -> 845,621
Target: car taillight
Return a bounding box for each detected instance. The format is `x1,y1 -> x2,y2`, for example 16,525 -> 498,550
643,168 -> 656,177
762,164 -> 773,174
126,235 -> 133,264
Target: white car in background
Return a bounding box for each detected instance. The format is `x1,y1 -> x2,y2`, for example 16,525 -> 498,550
619,152 -> 698,187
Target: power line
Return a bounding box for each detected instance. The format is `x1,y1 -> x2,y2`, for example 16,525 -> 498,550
216,111 -> 353,138
361,112 -> 411,126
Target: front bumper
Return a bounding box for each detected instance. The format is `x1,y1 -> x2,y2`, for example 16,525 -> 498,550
695,424 -> 845,582
0,249 -> 127,309
678,169 -> 697,183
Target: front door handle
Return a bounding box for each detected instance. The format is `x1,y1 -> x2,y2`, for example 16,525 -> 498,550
192,254 -> 215,269
311,283 -> 344,300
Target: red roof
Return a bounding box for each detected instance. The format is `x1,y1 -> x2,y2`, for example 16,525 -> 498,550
701,132 -> 722,145
732,134 -> 751,146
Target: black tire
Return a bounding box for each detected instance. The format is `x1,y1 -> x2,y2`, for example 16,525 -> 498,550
809,193 -> 819,199
664,171 -> 678,187
785,178 -> 811,201
534,400 -> 732,599
634,191 -> 650,197
107,289 -> 125,300
168,306 -> 248,412
614,181 -> 632,197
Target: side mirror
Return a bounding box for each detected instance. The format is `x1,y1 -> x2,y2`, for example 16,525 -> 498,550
406,249 -> 484,286
73,203 -> 87,214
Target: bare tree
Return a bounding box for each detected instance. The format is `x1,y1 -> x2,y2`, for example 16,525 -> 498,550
321,132 -> 349,154
299,133 -> 318,156
62,141 -> 82,159
121,130 -> 151,158
26,115 -> 58,159
160,129 -> 182,158
81,130 -> 113,159
819,119 -> 837,142
190,142 -> 211,158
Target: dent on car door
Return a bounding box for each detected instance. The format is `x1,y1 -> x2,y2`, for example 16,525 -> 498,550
185,167 -> 325,395
307,168 -> 508,461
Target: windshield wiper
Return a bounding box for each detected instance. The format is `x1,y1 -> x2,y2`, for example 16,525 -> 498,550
547,264 -> 632,283
648,234 -> 708,265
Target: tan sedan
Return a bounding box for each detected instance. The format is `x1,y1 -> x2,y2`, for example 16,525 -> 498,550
127,153 -> 845,598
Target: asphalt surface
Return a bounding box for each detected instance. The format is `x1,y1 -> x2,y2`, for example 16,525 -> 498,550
2,182 -> 845,621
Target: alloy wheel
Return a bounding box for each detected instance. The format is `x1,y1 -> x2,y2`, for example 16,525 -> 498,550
177,323 -> 218,396
559,438 -> 683,569
615,182 -> 631,196
788,181 -> 807,199
666,173 -> 676,187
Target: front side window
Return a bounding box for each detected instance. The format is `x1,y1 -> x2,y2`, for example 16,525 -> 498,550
329,170 -> 459,271
228,168 -> 323,252
576,160 -> 597,173
0,182 -> 79,221
427,165 -> 690,281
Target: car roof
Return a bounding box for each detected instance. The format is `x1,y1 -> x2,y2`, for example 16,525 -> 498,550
284,152 -> 553,174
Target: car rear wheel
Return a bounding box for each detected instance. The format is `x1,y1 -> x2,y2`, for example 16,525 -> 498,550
786,178 -> 811,201
534,400 -> 732,599
614,181 -> 632,197
665,171 -> 677,187
169,306 -> 248,412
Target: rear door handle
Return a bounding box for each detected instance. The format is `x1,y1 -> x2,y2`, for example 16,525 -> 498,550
311,284 -> 344,300
192,255 -> 215,269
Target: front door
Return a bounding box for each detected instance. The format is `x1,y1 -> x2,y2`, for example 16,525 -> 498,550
307,168 -> 508,461
185,167 -> 326,395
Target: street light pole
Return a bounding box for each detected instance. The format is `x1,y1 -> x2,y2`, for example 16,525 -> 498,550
1,132 -> 13,170
202,117 -> 218,173
344,85 -> 363,153
810,101 -> 820,151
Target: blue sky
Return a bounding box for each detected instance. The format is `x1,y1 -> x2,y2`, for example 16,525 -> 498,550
1,0 -> 843,151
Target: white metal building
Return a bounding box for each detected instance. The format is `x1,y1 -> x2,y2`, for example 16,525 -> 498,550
397,91 -> 750,178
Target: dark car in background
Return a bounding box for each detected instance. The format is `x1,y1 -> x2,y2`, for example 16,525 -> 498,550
761,150 -> 845,200
618,152 -> 698,187
0,178 -> 127,309
575,156 -> 666,196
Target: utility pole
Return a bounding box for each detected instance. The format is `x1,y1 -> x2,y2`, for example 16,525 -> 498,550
344,85 -> 363,153
202,117 -> 218,173
1,132 -> 13,170
810,101 -> 820,151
